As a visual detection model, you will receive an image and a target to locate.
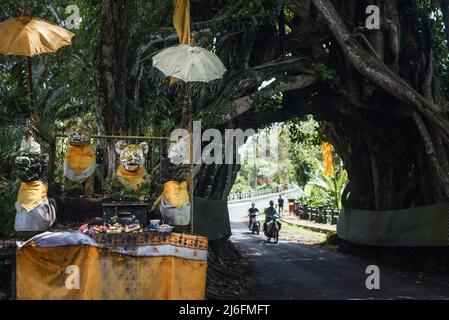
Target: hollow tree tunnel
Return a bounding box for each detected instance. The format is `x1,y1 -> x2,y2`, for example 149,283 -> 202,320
91,0 -> 449,213
192,0 -> 449,213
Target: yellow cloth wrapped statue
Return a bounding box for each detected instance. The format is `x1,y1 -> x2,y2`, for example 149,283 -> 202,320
63,133 -> 96,195
154,181 -> 190,226
16,181 -> 48,212
14,137 -> 56,232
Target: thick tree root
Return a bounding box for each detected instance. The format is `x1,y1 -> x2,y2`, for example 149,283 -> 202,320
206,240 -> 248,300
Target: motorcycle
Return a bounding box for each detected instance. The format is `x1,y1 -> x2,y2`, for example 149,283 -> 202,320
264,216 -> 281,243
249,216 -> 260,235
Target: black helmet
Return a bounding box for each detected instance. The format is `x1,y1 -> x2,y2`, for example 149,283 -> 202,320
269,200 -> 274,206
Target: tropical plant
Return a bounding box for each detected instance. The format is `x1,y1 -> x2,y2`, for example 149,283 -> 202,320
309,163 -> 348,210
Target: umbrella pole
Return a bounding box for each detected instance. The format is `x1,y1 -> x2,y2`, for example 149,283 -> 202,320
26,57 -> 36,128
187,82 -> 194,234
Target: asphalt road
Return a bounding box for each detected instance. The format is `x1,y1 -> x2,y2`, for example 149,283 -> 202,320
228,197 -> 449,300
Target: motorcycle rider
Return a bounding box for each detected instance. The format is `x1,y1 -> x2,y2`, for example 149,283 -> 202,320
248,202 -> 260,229
265,200 -> 277,222
264,200 -> 280,234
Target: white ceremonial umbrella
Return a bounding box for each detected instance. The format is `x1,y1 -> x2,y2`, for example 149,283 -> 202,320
152,44 -> 226,82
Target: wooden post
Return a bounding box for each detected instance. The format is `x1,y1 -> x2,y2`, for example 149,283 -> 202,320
186,82 -> 194,234
27,57 -> 36,126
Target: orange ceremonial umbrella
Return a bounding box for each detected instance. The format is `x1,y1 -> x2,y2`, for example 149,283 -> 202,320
0,16 -> 74,124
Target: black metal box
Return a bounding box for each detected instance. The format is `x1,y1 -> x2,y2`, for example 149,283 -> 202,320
102,202 -> 148,226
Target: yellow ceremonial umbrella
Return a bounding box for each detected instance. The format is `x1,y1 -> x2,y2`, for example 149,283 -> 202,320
0,16 -> 74,124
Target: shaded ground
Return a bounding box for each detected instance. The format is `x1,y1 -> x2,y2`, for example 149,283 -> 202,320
228,200 -> 449,300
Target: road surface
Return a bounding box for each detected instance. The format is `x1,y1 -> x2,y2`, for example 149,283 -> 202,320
228,197 -> 449,300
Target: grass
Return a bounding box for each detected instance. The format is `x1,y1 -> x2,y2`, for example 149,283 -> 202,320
257,212 -> 328,243
281,220 -> 327,241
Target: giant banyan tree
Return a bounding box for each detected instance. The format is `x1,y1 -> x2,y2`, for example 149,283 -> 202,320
92,0 -> 449,211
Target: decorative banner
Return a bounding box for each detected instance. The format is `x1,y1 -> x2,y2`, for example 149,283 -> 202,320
321,142 -> 335,177
173,0 -> 190,45
171,0 -> 191,84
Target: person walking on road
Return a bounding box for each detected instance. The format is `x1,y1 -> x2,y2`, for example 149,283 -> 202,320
278,194 -> 285,215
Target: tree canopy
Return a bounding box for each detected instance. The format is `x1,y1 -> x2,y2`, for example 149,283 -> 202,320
1,0 -> 449,216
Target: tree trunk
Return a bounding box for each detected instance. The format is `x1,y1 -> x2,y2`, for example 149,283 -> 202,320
96,0 -> 137,179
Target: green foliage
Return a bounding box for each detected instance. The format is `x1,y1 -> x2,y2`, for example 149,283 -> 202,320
104,177 -> 152,202
0,125 -> 26,161
231,174 -> 253,193
308,163 -> 348,209
298,184 -> 329,207
230,125 -> 296,194
285,117 -> 322,187
0,178 -> 19,238
286,117 -> 347,209
312,63 -> 336,81
414,1 -> 449,94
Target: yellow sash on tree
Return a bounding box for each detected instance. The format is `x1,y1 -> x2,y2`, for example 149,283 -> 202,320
16,181 -> 48,212
321,142 -> 335,177
65,144 -> 96,175
116,166 -> 146,191
171,0 -> 191,84
173,0 -> 190,45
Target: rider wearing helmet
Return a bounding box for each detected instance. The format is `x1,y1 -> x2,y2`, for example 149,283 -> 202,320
265,200 -> 278,222
264,200 -> 280,234
248,202 -> 259,228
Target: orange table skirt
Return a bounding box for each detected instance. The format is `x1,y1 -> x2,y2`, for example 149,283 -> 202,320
16,244 -> 207,300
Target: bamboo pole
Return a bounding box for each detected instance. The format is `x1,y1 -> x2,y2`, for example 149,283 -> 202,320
27,57 -> 36,122
55,134 -> 170,140
186,82 -> 194,234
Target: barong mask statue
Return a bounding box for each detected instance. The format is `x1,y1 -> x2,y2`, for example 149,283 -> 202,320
115,140 -> 150,192
63,131 -> 96,196
68,132 -> 90,146
14,136 -> 56,232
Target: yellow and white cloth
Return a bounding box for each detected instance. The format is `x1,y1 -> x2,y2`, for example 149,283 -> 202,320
16,231 -> 208,300
16,181 -> 47,212
15,181 -> 56,231
116,165 -> 148,192
157,181 -> 190,226
64,144 -> 96,182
